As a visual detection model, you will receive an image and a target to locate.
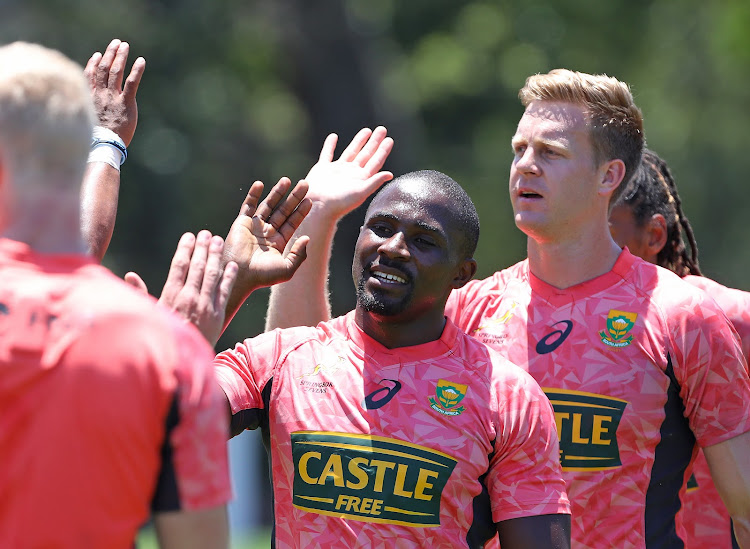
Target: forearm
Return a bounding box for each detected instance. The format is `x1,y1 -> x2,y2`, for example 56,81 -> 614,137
265,207 -> 338,330
80,162 -> 120,262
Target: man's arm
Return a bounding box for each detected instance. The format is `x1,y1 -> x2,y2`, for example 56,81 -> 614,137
703,430 -> 750,547
497,514 -> 571,549
264,127 -> 393,330
153,505 -> 228,549
80,38 -> 145,261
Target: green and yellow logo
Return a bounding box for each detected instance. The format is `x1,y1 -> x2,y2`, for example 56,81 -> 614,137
292,431 -> 456,527
544,388 -> 628,471
599,309 -> 638,348
429,379 -> 468,416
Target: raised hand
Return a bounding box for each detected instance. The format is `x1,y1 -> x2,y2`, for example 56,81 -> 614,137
304,126 -> 394,216
84,38 -> 145,146
223,178 -> 313,298
153,231 -> 238,346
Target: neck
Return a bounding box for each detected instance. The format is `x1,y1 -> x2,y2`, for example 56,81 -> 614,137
526,229 -> 622,289
3,191 -> 88,255
354,308 -> 447,349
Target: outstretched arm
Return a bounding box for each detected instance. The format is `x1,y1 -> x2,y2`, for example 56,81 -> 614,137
222,177 -> 313,329
264,126 -> 394,330
80,38 -> 145,262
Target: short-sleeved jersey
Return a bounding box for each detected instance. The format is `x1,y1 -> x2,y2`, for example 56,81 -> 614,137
215,311 -> 569,548
678,275 -> 750,549
445,249 -> 750,548
0,238 -> 231,549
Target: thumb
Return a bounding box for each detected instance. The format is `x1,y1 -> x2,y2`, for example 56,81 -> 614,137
124,271 -> 149,294
284,236 -> 309,275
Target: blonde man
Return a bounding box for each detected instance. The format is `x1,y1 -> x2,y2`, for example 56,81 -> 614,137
261,69 -> 750,547
0,41 -> 235,549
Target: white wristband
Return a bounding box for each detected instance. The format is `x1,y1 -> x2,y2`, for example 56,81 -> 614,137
88,142 -> 123,171
89,126 -> 127,168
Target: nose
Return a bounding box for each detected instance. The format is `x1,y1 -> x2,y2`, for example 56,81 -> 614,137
378,231 -> 410,260
514,147 -> 540,176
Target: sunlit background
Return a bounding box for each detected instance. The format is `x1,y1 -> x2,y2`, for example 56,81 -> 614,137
4,0 -> 749,545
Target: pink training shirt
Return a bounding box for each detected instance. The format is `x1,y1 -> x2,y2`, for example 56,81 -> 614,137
679,275 -> 750,549
445,248 -> 750,548
0,238 -> 231,548
215,312 -> 569,548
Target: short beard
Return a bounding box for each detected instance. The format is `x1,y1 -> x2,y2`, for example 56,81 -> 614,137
356,274 -> 410,316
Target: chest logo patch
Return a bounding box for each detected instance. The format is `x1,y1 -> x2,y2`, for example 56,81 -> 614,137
292,431 -> 457,527
429,379 -> 468,416
599,309 -> 638,348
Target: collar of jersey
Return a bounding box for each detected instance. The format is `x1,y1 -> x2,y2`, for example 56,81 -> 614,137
525,247 -> 636,307
344,310 -> 460,362
0,237 -> 95,272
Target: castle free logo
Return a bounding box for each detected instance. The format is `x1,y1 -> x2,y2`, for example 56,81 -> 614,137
292,431 -> 457,527
599,309 -> 638,348
429,379 -> 468,416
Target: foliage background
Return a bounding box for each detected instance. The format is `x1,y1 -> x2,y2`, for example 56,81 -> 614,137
3,0 -> 749,541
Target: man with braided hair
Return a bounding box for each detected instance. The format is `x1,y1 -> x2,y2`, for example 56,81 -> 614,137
610,148 -> 750,549
263,68 -> 750,547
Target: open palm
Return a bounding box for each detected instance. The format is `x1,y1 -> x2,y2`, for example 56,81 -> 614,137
223,178 -> 312,295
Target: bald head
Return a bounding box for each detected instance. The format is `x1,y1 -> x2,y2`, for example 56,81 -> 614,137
369,170 -> 480,259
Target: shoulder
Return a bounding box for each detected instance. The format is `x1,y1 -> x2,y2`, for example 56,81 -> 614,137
454,260 -> 528,299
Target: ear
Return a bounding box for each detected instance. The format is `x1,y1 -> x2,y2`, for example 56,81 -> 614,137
644,214 -> 668,258
452,258 -> 478,289
599,158 -> 627,198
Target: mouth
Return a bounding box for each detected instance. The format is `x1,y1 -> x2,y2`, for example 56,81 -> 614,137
369,265 -> 409,285
518,190 -> 542,199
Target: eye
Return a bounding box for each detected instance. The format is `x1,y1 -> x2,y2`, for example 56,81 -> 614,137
369,222 -> 393,237
543,147 -> 559,157
513,144 -> 527,155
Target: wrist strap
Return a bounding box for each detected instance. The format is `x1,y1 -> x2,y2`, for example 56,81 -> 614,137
90,126 -> 127,166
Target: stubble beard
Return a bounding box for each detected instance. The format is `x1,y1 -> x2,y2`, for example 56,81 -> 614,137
356,273 -> 411,317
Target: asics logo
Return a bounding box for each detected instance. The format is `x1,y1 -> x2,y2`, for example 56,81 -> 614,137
536,320 -> 573,354
363,379 -> 402,410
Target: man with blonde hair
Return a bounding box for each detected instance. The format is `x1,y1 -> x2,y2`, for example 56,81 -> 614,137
262,69 -> 750,547
0,41 -> 235,549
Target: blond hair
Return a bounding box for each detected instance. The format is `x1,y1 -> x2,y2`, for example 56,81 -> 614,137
520,69 -> 644,203
0,42 -> 94,190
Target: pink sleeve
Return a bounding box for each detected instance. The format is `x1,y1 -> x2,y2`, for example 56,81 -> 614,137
167,322 -> 232,511
487,364 -> 570,522
668,290 -> 750,448
446,279 -> 481,331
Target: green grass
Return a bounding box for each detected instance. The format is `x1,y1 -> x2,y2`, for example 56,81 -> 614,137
137,527 -> 271,548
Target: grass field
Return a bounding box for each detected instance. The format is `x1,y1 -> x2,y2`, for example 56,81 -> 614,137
137,527 -> 271,548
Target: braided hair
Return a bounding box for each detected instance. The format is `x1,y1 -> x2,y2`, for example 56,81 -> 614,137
614,149 -> 702,277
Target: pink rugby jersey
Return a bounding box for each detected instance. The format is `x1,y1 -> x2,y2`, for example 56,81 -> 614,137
215,312 -> 569,548
445,249 -> 750,549
679,275 -> 750,549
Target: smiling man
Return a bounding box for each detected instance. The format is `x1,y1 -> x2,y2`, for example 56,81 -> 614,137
263,70 -> 750,548
214,170 -> 571,548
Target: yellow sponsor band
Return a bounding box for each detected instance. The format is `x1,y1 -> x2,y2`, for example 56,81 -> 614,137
547,400 -> 624,411
296,495 -> 334,504
293,430 -> 456,461
293,505 -> 440,527
543,387 -> 628,404
296,440 -> 450,468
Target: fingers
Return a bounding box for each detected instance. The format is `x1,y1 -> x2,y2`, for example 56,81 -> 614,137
182,231 -> 212,295
318,133 -> 338,163
361,171 -> 394,197
122,56 -> 146,100
95,39 -> 121,89
214,261 -> 238,313
266,180 -> 309,231
277,196 -> 312,242
124,271 -> 149,294
161,232 -> 197,303
84,52 -> 102,87
108,40 -> 130,90
284,235 -> 310,274
354,126 -> 388,168
339,128 -> 373,162
239,181 -> 265,217
199,235 -> 226,305
363,135 -> 394,174
254,177 -> 292,221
